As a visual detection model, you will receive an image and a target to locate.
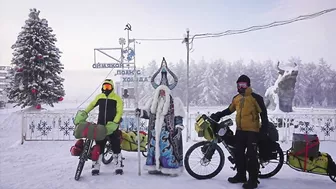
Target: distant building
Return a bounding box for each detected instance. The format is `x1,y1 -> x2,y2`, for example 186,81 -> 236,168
0,65 -> 11,104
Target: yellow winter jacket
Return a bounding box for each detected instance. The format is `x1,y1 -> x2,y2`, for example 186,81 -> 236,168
221,87 -> 268,132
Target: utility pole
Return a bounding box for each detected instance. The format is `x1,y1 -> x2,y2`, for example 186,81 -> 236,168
184,29 -> 191,142
125,23 -> 141,176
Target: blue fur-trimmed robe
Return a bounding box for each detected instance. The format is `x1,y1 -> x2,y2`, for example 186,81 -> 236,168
140,85 -> 185,175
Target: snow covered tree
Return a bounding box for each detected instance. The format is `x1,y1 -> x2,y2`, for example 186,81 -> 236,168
170,60 -> 187,103
198,63 -> 221,106
263,59 -> 277,90
138,60 -> 158,105
6,8 -> 65,109
189,59 -> 205,105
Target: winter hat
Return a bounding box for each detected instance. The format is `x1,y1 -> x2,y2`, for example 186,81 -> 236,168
101,79 -> 114,93
236,75 -> 251,86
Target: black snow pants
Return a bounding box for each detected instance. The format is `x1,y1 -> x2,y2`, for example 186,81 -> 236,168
95,127 -> 121,155
234,130 -> 259,181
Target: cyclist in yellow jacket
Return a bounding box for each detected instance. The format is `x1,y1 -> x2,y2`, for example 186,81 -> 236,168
210,75 -> 269,189
84,79 -> 124,175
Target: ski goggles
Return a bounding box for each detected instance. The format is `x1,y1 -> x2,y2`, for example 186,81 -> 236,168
102,83 -> 113,90
237,82 -> 248,89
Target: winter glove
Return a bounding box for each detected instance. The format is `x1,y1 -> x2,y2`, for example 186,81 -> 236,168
106,121 -> 119,135
174,125 -> 184,138
176,124 -> 184,130
74,110 -> 88,125
210,113 -> 221,122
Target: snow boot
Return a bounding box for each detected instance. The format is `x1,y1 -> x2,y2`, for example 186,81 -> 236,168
91,154 -> 102,175
91,145 -> 101,175
148,170 -> 162,175
228,174 -> 247,184
242,179 -> 259,189
113,153 -> 124,175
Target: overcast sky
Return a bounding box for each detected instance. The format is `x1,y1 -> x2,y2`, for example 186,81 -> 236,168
0,0 -> 335,71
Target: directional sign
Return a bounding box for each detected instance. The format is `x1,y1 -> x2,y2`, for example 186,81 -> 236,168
92,62 -> 136,69
122,76 -> 150,82
115,69 -> 142,76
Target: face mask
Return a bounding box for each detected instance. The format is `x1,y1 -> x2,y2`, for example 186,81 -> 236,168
237,82 -> 248,94
102,83 -> 113,95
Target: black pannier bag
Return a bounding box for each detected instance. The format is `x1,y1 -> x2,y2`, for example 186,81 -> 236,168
267,122 -> 279,142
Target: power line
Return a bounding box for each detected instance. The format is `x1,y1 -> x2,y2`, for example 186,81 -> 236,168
134,38 -> 183,41
76,68 -> 114,109
76,7 -> 336,108
134,8 -> 336,42
190,7 -> 336,43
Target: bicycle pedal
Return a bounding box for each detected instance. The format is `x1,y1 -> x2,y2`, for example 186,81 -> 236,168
228,156 -> 235,164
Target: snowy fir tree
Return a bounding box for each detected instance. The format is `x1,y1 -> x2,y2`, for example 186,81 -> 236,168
139,57 -> 336,107
263,60 -> 277,89
198,63 -> 221,106
6,8 -> 65,109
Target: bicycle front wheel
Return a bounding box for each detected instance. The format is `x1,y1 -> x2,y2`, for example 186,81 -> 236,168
74,139 -> 92,181
184,141 -> 225,180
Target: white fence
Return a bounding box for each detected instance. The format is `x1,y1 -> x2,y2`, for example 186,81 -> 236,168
20,109 -> 336,144
187,111 -> 336,143
21,110 -> 148,144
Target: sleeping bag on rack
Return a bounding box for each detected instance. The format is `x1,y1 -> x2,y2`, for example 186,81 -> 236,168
74,121 -> 107,141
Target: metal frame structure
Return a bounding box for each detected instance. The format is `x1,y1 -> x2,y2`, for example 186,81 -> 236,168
92,23 -> 142,175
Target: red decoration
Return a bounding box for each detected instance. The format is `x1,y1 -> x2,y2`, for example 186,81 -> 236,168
36,104 -> 41,109
17,68 -> 23,72
58,97 -> 64,101
31,89 -> 37,94
37,54 -> 43,60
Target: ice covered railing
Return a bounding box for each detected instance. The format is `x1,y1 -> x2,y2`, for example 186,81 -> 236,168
19,107 -> 336,144
20,108 -> 148,144
187,110 -> 336,143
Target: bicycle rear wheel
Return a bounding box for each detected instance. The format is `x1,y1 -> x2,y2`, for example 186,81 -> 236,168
258,143 -> 284,179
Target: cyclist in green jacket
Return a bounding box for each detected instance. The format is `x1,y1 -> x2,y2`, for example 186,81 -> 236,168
85,79 -> 124,175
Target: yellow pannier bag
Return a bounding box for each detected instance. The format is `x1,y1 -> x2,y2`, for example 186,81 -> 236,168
194,114 -> 215,141
120,130 -> 147,152
288,151 -> 329,174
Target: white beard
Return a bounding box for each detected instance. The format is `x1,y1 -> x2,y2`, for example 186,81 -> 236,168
150,85 -> 171,115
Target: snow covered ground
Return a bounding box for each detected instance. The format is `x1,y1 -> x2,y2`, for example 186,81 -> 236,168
1,105 -> 336,189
